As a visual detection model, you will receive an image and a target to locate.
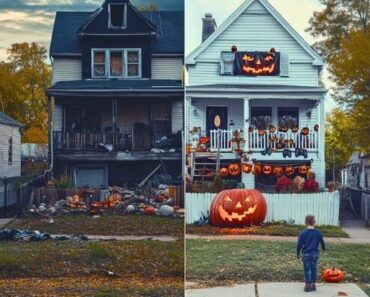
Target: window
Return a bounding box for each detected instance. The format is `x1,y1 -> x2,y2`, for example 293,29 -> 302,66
251,107 -> 272,130
92,49 -> 141,78
8,137 -> 13,165
220,52 -> 235,75
151,102 -> 171,143
278,107 -> 299,130
108,3 -> 127,29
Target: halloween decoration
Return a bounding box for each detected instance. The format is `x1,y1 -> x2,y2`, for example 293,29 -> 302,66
252,164 -> 262,176
258,129 -> 266,136
291,127 -> 298,133
307,169 -> 316,180
248,126 -> 254,133
262,165 -> 273,175
275,176 -> 293,193
231,45 -> 238,52
210,189 -> 267,227
301,127 -> 309,136
314,124 -> 319,132
292,176 -> 305,192
303,179 -> 319,193
145,207 -> 156,216
228,163 -> 241,177
261,147 -> 272,156
199,136 -> 210,145
322,268 -> 345,283
234,50 -> 280,76
219,167 -> 229,178
282,149 -> 292,158
273,166 -> 284,177
295,148 -> 308,159
279,126 -> 288,133
299,165 -> 310,175
242,163 -> 253,174
285,166 -> 295,176
269,125 -> 276,133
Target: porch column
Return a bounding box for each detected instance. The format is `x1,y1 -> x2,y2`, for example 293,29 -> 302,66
243,97 -> 250,152
48,96 -> 55,177
112,98 -> 118,150
318,97 -> 326,187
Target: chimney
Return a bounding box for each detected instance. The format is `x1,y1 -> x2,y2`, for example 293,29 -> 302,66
202,13 -> 217,42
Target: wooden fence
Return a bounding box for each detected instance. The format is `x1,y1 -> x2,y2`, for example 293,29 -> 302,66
186,191 -> 340,226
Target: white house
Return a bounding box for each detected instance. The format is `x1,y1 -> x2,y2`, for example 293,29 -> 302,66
185,0 -> 327,191
0,112 -> 24,179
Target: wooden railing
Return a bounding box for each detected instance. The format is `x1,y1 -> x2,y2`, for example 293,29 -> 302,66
248,130 -> 319,151
209,129 -> 233,152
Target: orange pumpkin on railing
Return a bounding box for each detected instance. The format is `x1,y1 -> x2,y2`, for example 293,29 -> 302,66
228,163 -> 241,177
241,163 -> 253,174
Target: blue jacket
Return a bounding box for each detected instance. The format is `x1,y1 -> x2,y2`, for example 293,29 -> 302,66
297,228 -> 326,256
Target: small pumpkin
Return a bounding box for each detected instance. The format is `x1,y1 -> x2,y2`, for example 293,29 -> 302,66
273,166 -> 284,177
219,167 -> 229,178
291,127 -> 299,133
228,163 -> 241,177
72,194 -> 80,203
269,125 -> 276,133
258,129 -> 266,136
301,127 -> 309,136
299,165 -> 310,175
314,124 -> 319,132
210,189 -> 267,227
199,136 -> 210,145
248,126 -> 254,133
145,207 -> 156,216
252,164 -> 262,176
241,163 -> 253,174
285,166 -> 295,176
262,165 -> 272,175
322,268 -> 345,283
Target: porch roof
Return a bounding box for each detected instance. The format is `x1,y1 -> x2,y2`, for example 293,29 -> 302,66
45,79 -> 183,97
0,112 -> 24,128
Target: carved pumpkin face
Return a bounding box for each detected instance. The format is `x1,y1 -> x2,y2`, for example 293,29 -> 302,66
291,127 -> 298,133
241,51 -> 278,75
210,189 -> 267,227
322,268 -> 345,283
242,163 -> 252,174
199,136 -> 210,145
299,165 -> 310,175
262,165 -> 272,175
252,164 -> 262,176
273,166 -> 284,177
301,127 -> 309,136
269,125 -> 276,133
285,166 -> 295,176
228,163 -> 241,177
219,167 -> 229,177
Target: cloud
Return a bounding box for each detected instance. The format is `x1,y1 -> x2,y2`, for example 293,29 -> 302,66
0,0 -> 100,12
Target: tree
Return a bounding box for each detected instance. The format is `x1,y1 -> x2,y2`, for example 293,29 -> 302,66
0,42 -> 51,143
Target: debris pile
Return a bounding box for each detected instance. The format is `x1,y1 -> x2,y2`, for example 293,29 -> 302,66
0,229 -> 88,242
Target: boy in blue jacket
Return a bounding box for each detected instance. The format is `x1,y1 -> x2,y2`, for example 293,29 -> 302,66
297,215 -> 326,292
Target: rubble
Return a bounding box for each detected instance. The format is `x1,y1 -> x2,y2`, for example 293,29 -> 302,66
0,229 -> 89,242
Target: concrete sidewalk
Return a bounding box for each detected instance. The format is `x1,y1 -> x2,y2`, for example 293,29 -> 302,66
0,218 -> 13,229
186,283 -> 369,297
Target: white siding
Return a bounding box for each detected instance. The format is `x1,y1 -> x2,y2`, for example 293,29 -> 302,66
52,58 -> 82,85
152,57 -> 183,80
188,0 -> 320,87
53,105 -> 63,132
0,123 -> 21,178
171,100 -> 183,134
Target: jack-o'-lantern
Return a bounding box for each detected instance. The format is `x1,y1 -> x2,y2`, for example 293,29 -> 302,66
299,165 -> 310,175
273,166 -> 284,177
291,127 -> 298,133
210,189 -> 267,227
322,268 -> 345,283
258,129 -> 266,136
199,136 -> 210,145
314,124 -> 319,132
285,166 -> 295,176
228,163 -> 241,177
241,163 -> 252,174
219,167 -> 229,177
262,165 -> 272,175
240,50 -> 279,76
252,164 -> 262,176
269,125 -> 276,133
301,127 -> 309,136
72,194 -> 80,203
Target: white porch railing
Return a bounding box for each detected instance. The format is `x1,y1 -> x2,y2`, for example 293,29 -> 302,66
185,192 -> 340,226
209,129 -> 233,152
248,130 -> 319,151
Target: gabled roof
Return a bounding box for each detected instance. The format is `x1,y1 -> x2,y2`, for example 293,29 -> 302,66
186,0 -> 323,66
0,112 -> 24,128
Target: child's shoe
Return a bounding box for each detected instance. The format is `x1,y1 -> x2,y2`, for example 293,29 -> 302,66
310,283 -> 316,291
304,283 -> 312,292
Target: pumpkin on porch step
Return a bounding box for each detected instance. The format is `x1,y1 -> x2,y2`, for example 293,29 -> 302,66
322,268 -> 345,283
210,189 -> 267,227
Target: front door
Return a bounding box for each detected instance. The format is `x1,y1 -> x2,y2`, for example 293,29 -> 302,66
206,106 -> 228,133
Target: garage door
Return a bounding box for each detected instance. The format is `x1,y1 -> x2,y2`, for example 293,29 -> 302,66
75,168 -> 105,187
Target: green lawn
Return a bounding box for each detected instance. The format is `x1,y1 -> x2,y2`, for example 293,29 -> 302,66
6,214 -> 184,237
187,223 -> 349,238
0,240 -> 184,296
186,239 -> 370,292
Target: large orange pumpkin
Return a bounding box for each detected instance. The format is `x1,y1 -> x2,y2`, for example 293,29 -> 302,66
252,164 -> 262,176
322,268 -> 345,283
210,189 -> 267,227
228,163 -> 241,177
262,165 -> 272,175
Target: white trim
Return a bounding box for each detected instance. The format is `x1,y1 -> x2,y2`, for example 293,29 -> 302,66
108,3 -> 127,29
185,0 -> 324,66
91,48 -> 142,79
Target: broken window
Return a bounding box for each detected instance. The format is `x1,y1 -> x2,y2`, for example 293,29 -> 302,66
93,51 -> 106,77
110,51 -> 123,77
127,51 -> 139,77
109,4 -> 127,29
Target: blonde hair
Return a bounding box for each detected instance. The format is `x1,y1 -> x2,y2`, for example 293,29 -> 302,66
305,215 -> 316,226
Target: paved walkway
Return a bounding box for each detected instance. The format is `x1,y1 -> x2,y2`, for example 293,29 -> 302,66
341,219 -> 370,243
186,283 -> 368,297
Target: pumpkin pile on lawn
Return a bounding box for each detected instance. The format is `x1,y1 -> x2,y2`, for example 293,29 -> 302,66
210,189 -> 267,227
66,195 -> 87,210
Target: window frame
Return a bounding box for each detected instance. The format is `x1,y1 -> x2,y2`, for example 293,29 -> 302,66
220,51 -> 235,75
250,107 -> 272,130
108,3 -> 127,29
91,48 -> 142,79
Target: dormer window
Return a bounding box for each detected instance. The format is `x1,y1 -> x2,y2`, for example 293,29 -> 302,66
108,3 -> 127,29
92,48 -> 141,78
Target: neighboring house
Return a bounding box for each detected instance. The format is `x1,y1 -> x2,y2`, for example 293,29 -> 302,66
342,152 -> 370,190
0,112 -> 24,179
45,0 -> 184,187
185,0 -> 327,191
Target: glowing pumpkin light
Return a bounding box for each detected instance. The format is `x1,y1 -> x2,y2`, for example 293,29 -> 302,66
219,167 -> 229,178
228,163 -> 241,177
262,165 -> 272,175
299,165 -> 310,175
210,189 -> 267,227
322,268 -> 345,283
273,166 -> 284,177
285,166 -> 295,176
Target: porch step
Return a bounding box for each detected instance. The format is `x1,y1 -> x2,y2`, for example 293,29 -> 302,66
191,152 -> 221,181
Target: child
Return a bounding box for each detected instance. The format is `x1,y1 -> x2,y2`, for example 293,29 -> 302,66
297,215 -> 326,292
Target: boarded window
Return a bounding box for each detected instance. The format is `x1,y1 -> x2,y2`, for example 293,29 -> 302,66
109,4 -> 126,28
110,51 -> 123,77
278,107 -> 299,130
251,107 -> 272,130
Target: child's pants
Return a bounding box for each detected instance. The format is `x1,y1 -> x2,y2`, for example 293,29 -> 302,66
302,252 -> 319,283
